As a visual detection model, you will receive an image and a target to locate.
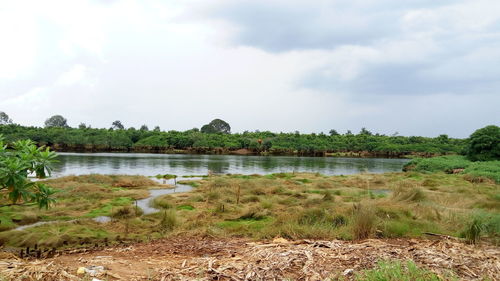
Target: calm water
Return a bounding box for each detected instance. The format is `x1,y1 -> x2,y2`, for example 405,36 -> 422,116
51,153 -> 409,177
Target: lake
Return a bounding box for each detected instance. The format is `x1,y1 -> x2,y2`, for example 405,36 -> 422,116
51,153 -> 410,177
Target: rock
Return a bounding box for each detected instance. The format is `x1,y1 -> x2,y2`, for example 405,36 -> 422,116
272,237 -> 288,244
77,265 -> 106,277
77,267 -> 86,275
342,268 -> 354,276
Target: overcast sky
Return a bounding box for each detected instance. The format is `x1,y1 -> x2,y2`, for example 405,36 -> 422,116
0,0 -> 499,137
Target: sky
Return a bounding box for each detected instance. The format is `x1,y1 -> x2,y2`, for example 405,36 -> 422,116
0,0 -> 499,138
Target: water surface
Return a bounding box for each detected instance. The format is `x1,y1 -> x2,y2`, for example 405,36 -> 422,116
52,153 -> 409,177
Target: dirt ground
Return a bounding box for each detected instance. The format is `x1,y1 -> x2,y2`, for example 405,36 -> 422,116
1,237 -> 499,281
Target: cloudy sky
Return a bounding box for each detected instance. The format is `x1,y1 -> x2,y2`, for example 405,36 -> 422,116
0,0 -> 499,137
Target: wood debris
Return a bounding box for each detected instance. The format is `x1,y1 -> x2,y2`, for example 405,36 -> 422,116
0,237 -> 498,280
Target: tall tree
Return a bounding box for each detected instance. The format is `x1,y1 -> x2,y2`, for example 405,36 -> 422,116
467,125 -> 500,161
200,119 -> 231,134
112,120 -> 125,130
359,127 -> 373,136
329,129 -> 339,136
44,115 -> 69,128
0,112 -> 13,125
140,125 -> 149,131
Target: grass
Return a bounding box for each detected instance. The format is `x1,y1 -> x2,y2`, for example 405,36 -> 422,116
355,260 -> 455,281
0,171 -> 498,249
405,156 -> 500,183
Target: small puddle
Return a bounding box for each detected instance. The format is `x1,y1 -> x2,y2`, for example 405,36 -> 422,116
14,220 -> 77,231
370,189 -> 391,195
136,183 -> 193,215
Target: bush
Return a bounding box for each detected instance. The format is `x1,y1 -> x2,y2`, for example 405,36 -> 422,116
467,125 -> 500,161
404,156 -> 470,173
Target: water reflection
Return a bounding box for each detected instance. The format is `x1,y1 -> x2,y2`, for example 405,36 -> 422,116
51,153 -> 410,177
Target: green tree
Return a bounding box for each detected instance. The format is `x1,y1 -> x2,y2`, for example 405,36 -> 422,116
0,137 -> 57,209
112,120 -> 125,130
0,112 -> 13,125
45,115 -> 69,128
359,127 -> 372,136
467,125 -> 500,161
329,129 -> 339,136
140,125 -> 149,131
78,123 -> 89,129
200,119 -> 231,134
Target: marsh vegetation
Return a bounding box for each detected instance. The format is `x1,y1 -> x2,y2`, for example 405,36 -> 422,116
0,170 -> 498,249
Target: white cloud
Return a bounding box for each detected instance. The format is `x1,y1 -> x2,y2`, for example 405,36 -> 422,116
0,0 -> 498,137
55,64 -> 89,86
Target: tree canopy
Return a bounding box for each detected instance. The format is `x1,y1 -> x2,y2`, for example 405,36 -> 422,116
200,119 -> 231,134
467,125 -> 500,161
44,115 -> 68,128
0,112 -> 13,125
112,120 -> 125,130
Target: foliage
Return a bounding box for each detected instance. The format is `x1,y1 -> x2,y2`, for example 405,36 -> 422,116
404,156 -> 500,183
200,119 -> 231,134
404,155 -> 469,173
112,120 -> 125,130
0,136 -> 57,209
467,125 -> 500,161
44,115 -> 68,128
0,112 -> 13,125
0,124 -> 468,156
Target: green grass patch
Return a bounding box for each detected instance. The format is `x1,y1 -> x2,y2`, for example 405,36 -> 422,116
176,204 -> 195,211
85,197 -> 133,217
355,260 -> 455,281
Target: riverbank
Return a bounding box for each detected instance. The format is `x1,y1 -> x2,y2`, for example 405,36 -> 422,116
0,123 -> 466,159
48,145 -> 445,158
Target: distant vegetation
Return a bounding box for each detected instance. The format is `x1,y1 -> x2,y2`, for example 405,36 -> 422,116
0,114 -> 472,157
403,126 -> 499,183
404,156 -> 500,184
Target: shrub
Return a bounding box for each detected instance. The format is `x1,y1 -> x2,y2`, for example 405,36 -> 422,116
467,125 -> 500,161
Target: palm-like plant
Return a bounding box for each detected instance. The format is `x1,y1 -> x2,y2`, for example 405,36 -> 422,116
0,135 -> 58,208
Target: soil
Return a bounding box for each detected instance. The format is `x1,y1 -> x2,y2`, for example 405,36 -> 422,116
1,237 -> 499,280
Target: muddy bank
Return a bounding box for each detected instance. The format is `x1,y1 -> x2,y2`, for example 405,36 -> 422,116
1,237 -> 498,280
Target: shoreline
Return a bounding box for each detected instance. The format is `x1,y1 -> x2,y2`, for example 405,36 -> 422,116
47,145 -> 444,159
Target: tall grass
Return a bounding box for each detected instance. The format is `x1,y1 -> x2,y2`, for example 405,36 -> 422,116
352,204 -> 376,240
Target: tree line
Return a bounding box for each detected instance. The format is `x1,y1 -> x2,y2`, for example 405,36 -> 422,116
0,112 -> 473,157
